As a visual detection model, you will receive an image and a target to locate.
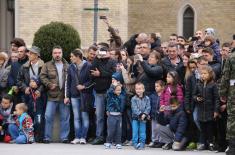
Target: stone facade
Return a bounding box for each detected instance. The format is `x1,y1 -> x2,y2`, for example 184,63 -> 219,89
128,0 -> 235,43
16,0 -> 128,48
15,0 -> 234,49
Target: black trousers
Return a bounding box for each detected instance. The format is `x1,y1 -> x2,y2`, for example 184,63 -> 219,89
200,121 -> 215,145
216,111 -> 228,150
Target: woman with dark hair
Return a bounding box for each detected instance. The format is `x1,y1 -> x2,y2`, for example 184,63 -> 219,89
136,51 -> 164,95
66,49 -> 93,144
176,52 -> 191,87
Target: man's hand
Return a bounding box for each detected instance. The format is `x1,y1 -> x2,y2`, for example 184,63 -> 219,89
25,87 -> 30,95
0,126 -> 2,131
90,68 -> 100,77
186,110 -> 191,114
64,98 -> 70,105
77,85 -> 85,91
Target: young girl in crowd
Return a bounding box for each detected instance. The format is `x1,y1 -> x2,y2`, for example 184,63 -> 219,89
8,103 -> 34,144
149,80 -> 165,148
131,82 -> 151,150
160,71 -> 184,114
193,66 -> 220,151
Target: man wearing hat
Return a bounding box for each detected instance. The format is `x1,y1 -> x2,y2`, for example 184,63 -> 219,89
17,46 -> 44,103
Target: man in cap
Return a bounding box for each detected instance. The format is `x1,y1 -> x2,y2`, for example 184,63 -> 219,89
17,46 -> 44,102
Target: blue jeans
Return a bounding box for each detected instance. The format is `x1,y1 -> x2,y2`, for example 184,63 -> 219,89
8,124 -> 27,144
94,93 -> 106,139
193,106 -> 201,130
71,98 -> 89,139
132,120 -> 146,145
44,101 -> 70,141
106,115 -> 122,144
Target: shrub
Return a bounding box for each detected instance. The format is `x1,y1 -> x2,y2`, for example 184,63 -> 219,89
33,21 -> 81,62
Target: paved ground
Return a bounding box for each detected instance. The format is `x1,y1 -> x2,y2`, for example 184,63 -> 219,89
0,143 -> 225,155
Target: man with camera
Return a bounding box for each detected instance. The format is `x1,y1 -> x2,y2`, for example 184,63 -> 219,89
90,46 -> 116,145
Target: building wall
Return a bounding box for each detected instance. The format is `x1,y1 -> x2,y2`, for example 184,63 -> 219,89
16,0 -> 128,48
128,0 -> 235,43
16,0 -> 234,49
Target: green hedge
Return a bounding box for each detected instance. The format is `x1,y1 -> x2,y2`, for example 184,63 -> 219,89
33,21 -> 81,62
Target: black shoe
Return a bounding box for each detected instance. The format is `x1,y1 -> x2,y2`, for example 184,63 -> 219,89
154,142 -> 165,148
43,140 -> 50,144
62,139 -> 69,144
91,138 -> 104,145
87,138 -> 95,143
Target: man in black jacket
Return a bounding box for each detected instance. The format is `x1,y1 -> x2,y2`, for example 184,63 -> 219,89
90,47 -> 116,144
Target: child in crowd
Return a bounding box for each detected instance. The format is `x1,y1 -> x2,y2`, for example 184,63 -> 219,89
104,72 -> 125,149
0,95 -> 14,142
25,76 -> 45,142
160,71 -> 184,114
131,82 -> 151,150
8,103 -> 34,144
193,66 -> 220,151
156,98 -> 188,151
149,80 -> 165,148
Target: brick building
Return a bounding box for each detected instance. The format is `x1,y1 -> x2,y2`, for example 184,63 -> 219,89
0,0 -> 234,50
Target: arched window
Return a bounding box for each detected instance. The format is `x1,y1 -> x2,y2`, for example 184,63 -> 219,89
183,7 -> 194,39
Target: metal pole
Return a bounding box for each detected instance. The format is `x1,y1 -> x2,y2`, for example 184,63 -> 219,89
93,0 -> 98,43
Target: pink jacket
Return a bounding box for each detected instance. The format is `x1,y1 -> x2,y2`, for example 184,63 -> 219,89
160,84 -> 184,107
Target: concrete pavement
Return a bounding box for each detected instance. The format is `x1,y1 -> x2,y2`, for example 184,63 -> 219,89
0,143 -> 225,155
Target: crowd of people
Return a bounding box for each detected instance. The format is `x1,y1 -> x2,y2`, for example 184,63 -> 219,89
0,19 -> 235,154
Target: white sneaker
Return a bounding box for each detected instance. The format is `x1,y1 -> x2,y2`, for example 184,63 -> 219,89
104,143 -> 111,149
116,144 -> 122,149
80,138 -> 86,144
71,138 -> 80,144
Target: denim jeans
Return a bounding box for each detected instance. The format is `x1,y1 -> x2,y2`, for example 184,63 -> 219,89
8,124 -> 27,144
71,98 -> 89,139
106,115 -> 122,144
193,106 -> 201,130
44,101 -> 70,141
132,120 -> 146,145
94,93 -> 106,139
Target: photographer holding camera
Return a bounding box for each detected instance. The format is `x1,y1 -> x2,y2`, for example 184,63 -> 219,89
90,46 -> 116,145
